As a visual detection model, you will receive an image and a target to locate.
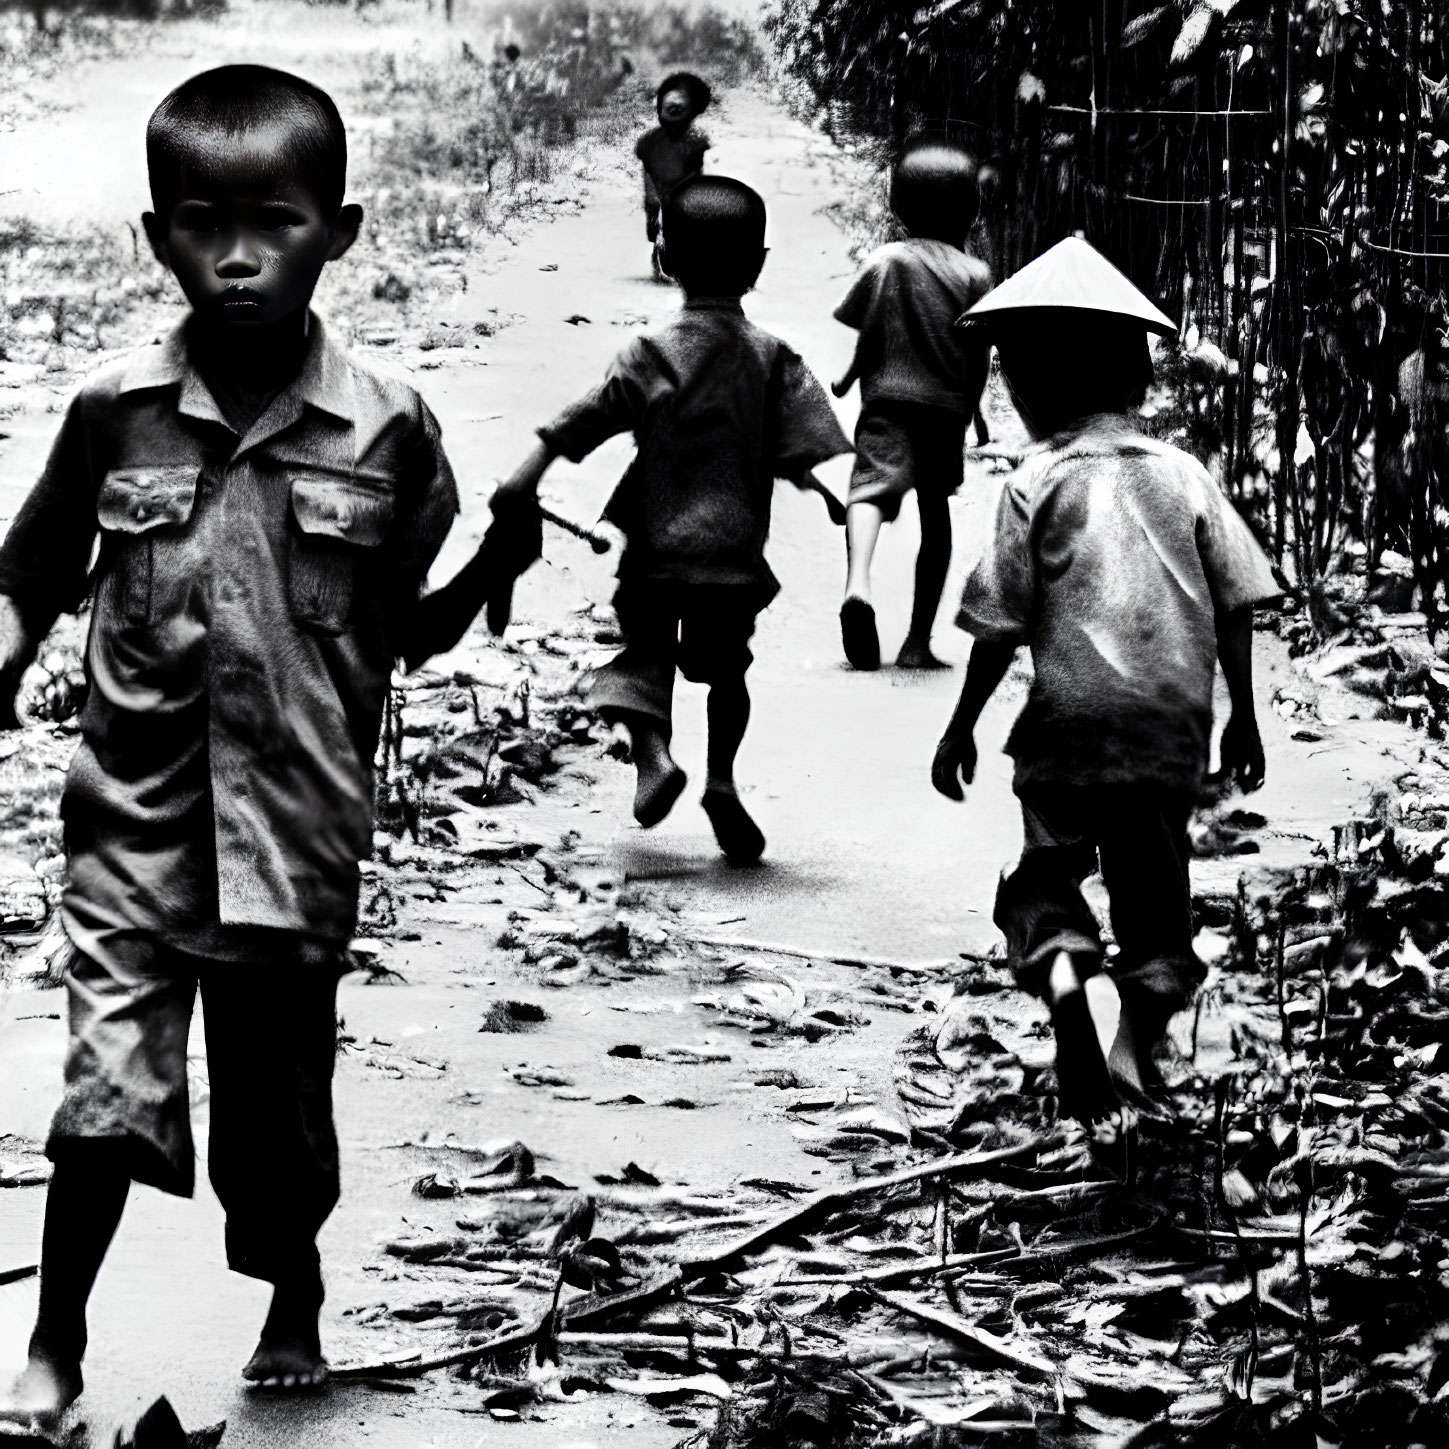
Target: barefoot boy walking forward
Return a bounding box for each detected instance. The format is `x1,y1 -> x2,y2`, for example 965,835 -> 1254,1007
0,66 -> 459,1417
834,139 -> 993,671
490,175 -> 850,864
931,238 -> 1279,1122
634,72 -> 712,279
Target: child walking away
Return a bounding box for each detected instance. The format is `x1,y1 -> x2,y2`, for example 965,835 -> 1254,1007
0,66 -> 459,1422
489,175 -> 850,863
930,237 -> 1279,1125
635,71 -> 711,280
834,139 -> 993,671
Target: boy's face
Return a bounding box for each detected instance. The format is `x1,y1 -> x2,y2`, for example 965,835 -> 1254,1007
658,87 -> 693,126
143,127 -> 361,331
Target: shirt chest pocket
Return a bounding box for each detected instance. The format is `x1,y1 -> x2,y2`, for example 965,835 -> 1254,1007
288,474 -> 395,635
96,466 -> 201,626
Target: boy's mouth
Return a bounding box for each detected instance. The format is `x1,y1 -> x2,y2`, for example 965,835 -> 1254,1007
220,287 -> 265,313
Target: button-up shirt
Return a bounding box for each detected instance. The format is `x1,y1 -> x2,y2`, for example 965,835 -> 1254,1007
956,413 -> 1279,792
0,317 -> 458,953
537,299 -> 851,605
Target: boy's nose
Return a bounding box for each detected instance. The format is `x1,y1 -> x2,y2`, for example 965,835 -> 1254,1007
215,234 -> 261,279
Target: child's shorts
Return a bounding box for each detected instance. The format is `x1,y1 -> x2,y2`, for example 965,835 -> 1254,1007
848,400 -> 967,521
47,927 -> 344,1282
586,579 -> 759,727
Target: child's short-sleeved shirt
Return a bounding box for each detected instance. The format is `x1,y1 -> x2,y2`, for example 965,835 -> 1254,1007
538,298 -> 850,604
635,125 -> 710,205
834,238 -> 993,414
956,413 -> 1279,792
0,317 -> 459,954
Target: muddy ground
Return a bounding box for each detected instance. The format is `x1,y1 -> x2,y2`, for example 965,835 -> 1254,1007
1,5 -> 1447,1446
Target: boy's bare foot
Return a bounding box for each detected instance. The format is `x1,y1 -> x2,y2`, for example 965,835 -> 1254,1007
634,759 -> 687,828
0,1352 -> 83,1425
243,1287 -> 328,1392
701,785 -> 766,865
840,597 -> 880,671
895,639 -> 949,670
1045,951 -> 1120,1124
242,1337 -> 328,1391
1107,987 -> 1176,1118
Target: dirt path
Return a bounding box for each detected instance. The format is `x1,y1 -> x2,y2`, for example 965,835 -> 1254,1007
0,25 -> 1433,1449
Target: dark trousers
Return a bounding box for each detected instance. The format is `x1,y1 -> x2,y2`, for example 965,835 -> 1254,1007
49,938 -> 342,1287
994,784 -> 1204,1010
586,580 -> 759,732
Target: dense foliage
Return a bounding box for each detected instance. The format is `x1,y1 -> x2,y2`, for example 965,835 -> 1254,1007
766,0 -> 1449,632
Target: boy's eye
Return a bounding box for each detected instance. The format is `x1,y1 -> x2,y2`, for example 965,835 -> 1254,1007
174,207 -> 219,232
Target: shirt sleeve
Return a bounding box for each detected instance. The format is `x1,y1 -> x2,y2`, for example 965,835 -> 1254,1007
394,400 -> 461,588
833,253 -> 884,331
769,347 -> 852,476
956,477 -> 1038,644
537,340 -> 652,463
0,391 -> 102,640
1194,473 -> 1281,613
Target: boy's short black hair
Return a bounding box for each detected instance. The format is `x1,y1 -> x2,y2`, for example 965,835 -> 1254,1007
661,175 -> 766,297
890,139 -> 980,243
655,71 -> 711,118
147,64 -> 347,216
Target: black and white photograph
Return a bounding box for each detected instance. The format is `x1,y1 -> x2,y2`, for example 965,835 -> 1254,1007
0,1 -> 1446,1444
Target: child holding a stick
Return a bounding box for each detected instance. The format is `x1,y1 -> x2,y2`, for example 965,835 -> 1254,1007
0,64 -> 460,1420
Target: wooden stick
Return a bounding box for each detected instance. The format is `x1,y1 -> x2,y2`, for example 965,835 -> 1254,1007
0,1263 -> 37,1286
781,1246 -> 1021,1287
681,932 -> 959,975
676,1136 -> 1060,1278
871,1289 -> 1056,1381
539,504 -> 611,554
334,1268 -> 684,1379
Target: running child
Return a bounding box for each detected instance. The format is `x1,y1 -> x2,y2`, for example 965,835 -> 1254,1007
834,138 -> 993,670
490,175 -> 850,863
634,71 -> 711,278
0,65 -> 460,1420
931,237 -> 1279,1122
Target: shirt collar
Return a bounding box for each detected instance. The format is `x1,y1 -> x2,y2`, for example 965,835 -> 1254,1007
115,312 -> 356,426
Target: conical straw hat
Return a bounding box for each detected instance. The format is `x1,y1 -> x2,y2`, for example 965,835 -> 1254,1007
960,236 -> 1177,336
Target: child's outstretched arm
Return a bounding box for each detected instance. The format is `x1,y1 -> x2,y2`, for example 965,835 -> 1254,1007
932,640 -> 1015,800
399,445 -> 556,670
0,597 -> 36,731
1215,606 -> 1265,792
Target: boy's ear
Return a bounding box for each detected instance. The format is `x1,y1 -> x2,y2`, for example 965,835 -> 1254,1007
141,212 -> 169,268
327,204 -> 364,262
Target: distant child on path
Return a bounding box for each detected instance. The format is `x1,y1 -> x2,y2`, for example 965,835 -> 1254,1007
931,238 -> 1278,1122
490,175 -> 850,863
834,139 -> 993,671
635,71 -> 711,277
0,66 -> 459,1421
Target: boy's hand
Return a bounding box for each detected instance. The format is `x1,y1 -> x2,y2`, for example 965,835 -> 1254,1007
830,376 -> 853,399
931,731 -> 977,801
1219,712 -> 1265,793
0,597 -> 34,732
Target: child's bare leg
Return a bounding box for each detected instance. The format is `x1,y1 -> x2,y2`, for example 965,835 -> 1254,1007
702,678 -> 765,863
897,489 -> 951,669
618,711 -> 686,827
3,1148 -> 129,1423
841,502 -> 885,670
